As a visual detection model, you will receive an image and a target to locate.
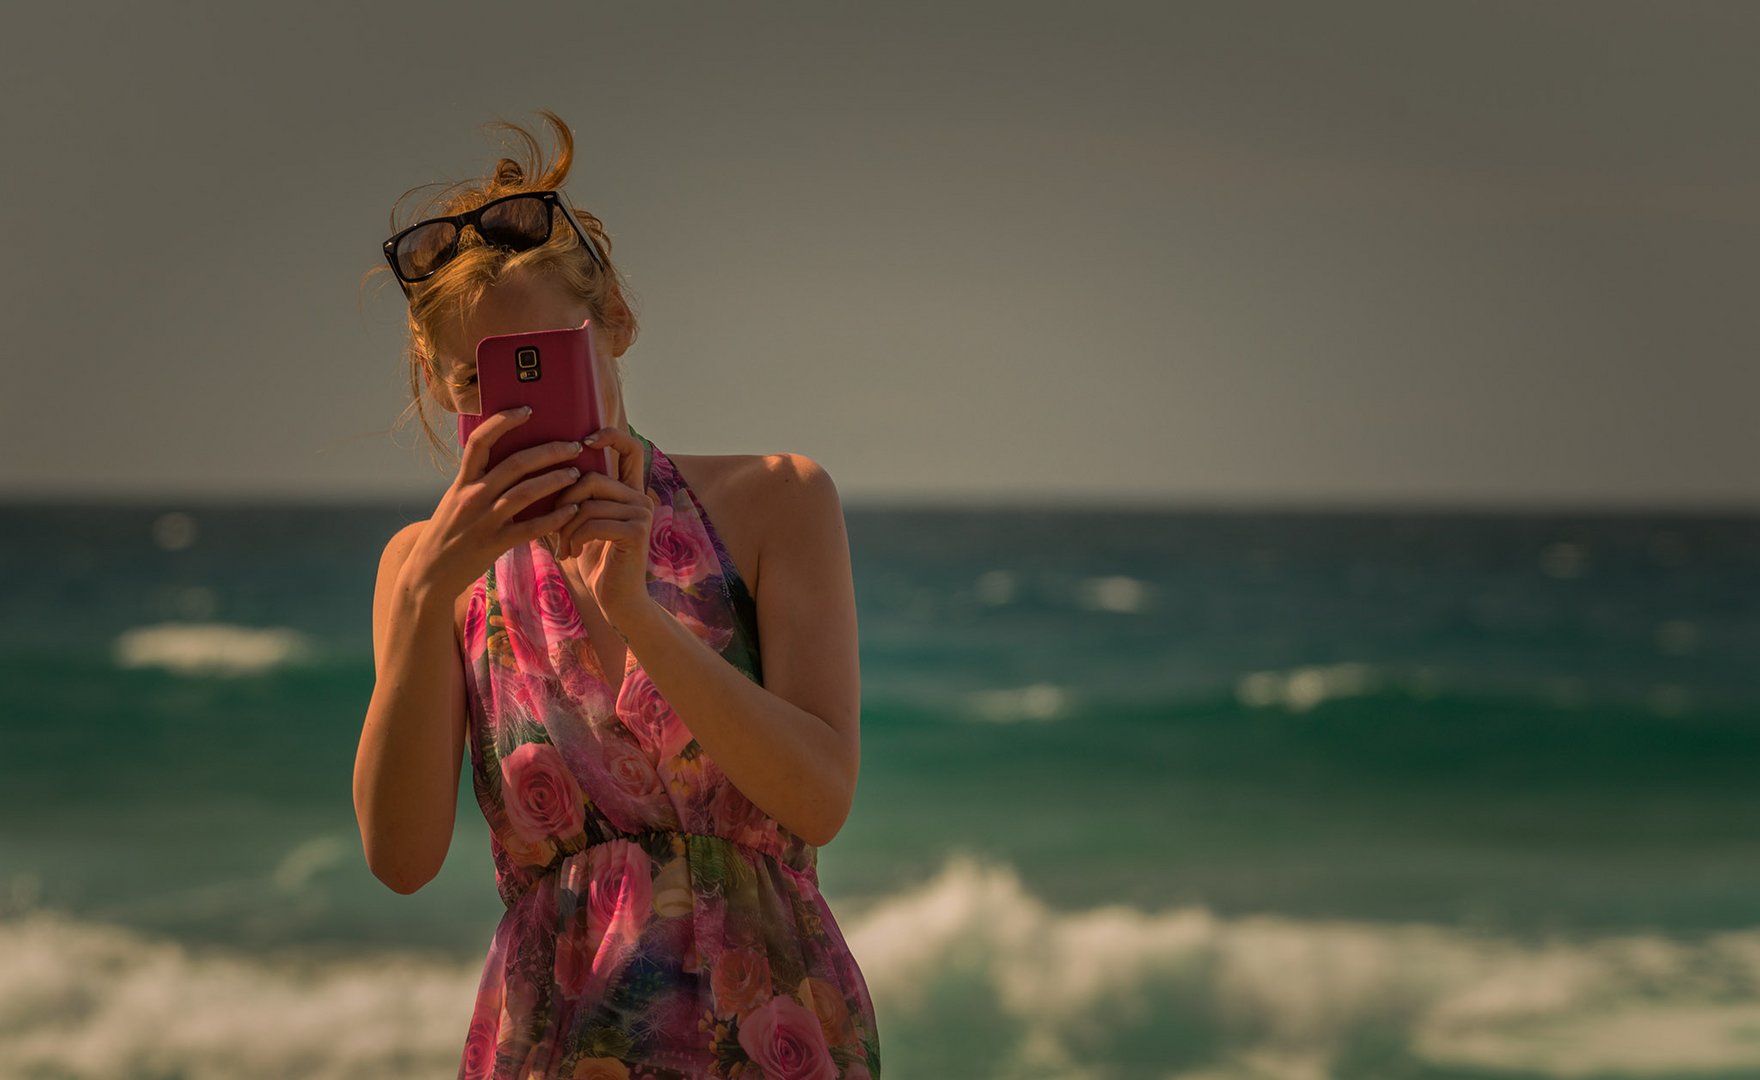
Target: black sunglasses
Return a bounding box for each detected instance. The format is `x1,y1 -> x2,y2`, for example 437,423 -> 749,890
381,189 -> 607,298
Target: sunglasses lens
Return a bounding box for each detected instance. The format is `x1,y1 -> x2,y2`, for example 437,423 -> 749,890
478,195 -> 552,250
395,221 -> 458,280
389,195 -> 557,285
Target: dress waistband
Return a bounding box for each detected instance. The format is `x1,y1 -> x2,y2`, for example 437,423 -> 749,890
498,826 -> 814,910
574,826 -> 751,856
541,825 -> 815,876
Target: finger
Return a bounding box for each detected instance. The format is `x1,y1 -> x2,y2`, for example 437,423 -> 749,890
554,459 -> 647,511
556,496 -> 646,553
485,438 -> 589,499
563,513 -> 649,550
459,406 -> 533,483
583,427 -> 644,494
563,506 -> 647,559
512,497 -> 581,549
493,464 -> 582,522
554,463 -> 652,507
555,484 -> 640,556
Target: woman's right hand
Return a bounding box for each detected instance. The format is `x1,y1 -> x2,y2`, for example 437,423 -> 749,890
400,406 -> 588,602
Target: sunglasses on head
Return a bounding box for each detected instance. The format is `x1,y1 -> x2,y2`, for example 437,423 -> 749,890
381,188 -> 607,298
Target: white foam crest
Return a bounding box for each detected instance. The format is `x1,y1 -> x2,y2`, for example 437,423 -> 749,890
962,682 -> 1068,722
0,908 -> 475,1079
973,569 -> 1018,606
1235,662 -> 1380,712
840,853 -> 1760,1080
269,835 -> 354,893
6,856 -> 1760,1078
112,622 -> 317,676
1076,574 -> 1151,613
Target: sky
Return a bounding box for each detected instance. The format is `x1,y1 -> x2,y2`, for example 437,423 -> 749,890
1,1 -> 1756,509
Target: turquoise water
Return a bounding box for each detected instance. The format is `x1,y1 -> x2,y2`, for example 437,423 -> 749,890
1,502 -> 1755,1079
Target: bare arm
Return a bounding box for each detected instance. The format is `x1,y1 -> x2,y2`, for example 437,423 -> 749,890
352,519 -> 469,893
350,407 -> 591,893
610,454 -> 861,846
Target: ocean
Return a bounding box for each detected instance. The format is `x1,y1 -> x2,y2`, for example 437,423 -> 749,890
1,500 -> 1755,1080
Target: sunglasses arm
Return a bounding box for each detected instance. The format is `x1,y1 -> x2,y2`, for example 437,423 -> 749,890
553,189 -> 608,272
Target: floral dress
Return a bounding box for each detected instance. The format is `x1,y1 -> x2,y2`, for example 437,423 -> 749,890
454,426 -> 881,1079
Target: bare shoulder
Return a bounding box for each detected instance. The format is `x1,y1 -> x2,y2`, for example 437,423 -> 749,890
748,452 -> 846,574
670,450 -> 843,597
753,451 -> 837,492
753,452 -> 841,517
729,450 -> 841,516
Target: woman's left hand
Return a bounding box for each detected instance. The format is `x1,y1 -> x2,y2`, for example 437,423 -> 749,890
552,426 -> 660,625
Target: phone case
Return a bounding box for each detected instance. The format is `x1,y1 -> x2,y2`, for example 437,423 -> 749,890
455,316 -> 614,525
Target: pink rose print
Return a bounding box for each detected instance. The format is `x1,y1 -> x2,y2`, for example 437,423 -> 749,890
710,946 -> 772,1018
569,733 -> 675,833
458,980 -> 502,1080
586,839 -> 654,949
499,741 -> 586,844
603,734 -> 668,803
533,563 -> 589,640
505,612 -> 551,680
648,500 -> 715,590
738,991 -> 839,1080
619,669 -> 696,760
557,840 -> 654,1002
463,586 -> 487,659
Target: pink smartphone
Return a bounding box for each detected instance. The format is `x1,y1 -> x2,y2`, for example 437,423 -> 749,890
456,316 -> 613,525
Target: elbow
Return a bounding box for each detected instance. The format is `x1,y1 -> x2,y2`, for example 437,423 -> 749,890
359,830 -> 442,895
806,777 -> 857,848
369,861 -> 438,897
793,794 -> 848,849
354,789 -> 449,895
801,817 -> 836,848
374,866 -> 433,895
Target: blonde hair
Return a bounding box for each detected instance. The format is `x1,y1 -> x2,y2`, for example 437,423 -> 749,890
363,109 -> 640,474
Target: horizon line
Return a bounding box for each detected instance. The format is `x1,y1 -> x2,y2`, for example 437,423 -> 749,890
2,489 -> 1757,518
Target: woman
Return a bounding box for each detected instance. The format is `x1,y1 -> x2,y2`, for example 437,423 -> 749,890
353,110 -> 881,1080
